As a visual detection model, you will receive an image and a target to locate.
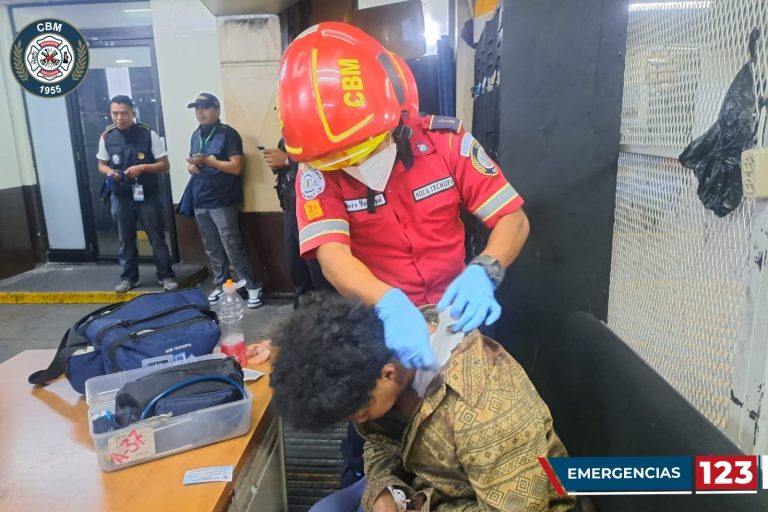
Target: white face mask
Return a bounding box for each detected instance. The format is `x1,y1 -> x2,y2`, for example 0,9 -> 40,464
343,138 -> 397,191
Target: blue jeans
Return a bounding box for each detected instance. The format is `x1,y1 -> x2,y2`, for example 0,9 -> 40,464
309,477 -> 366,512
110,194 -> 175,282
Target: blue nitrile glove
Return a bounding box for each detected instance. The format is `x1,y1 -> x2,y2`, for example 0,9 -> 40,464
437,265 -> 502,333
375,288 -> 435,369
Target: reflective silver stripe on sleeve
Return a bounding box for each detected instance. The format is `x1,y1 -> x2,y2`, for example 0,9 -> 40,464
299,219 -> 350,246
472,183 -> 519,222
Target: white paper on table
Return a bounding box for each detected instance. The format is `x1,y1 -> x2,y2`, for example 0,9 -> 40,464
182,465 -> 234,485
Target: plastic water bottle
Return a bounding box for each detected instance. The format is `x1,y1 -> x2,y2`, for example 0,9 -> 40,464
217,279 -> 247,366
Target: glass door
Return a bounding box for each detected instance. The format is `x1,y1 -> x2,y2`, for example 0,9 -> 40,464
67,39 -> 177,261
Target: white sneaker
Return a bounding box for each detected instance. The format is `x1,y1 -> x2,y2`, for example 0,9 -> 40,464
158,278 -> 178,291
208,288 -> 223,305
115,280 -> 138,293
247,288 -> 263,309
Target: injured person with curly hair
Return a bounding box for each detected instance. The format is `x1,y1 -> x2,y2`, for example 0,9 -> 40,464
269,292 -> 575,512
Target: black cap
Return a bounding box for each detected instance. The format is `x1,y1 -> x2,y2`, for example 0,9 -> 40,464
187,93 -> 220,109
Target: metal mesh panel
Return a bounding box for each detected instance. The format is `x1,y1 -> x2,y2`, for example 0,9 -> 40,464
621,1 -> 768,148
609,153 -> 754,428
610,0 -> 768,430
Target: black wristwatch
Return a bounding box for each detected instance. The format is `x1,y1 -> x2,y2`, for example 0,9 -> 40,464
469,255 -> 505,289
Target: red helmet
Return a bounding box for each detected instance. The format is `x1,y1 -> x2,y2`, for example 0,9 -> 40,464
278,22 -> 407,170
389,52 -> 419,118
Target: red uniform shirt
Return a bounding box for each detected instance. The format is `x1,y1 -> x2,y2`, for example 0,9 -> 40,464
296,115 -> 524,306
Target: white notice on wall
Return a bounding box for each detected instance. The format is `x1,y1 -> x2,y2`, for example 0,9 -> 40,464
106,67 -> 133,100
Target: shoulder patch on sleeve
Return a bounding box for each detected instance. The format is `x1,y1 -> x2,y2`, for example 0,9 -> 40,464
103,123 -> 117,135
470,140 -> 499,176
300,168 -> 326,200
137,122 -> 152,130
426,115 -> 463,133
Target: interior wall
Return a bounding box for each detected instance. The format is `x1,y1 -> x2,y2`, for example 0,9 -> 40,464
216,15 -> 290,293
493,0 -> 628,395
0,7 -> 38,277
0,7 -> 33,191
151,0 -> 225,203
217,15 -> 282,213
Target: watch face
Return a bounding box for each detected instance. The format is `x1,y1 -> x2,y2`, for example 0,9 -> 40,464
472,256 -> 504,287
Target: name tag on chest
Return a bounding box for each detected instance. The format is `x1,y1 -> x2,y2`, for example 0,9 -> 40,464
345,193 -> 387,212
412,177 -> 455,202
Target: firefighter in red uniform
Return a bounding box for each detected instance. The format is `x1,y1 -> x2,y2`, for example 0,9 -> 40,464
278,22 -> 530,370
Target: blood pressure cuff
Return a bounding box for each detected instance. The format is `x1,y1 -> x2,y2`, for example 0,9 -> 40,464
112,357 -> 245,429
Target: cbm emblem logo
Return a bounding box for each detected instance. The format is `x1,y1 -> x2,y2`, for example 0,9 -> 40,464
10,19 -> 89,98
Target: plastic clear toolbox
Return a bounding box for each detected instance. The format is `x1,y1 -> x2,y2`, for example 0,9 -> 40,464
85,354 -> 252,471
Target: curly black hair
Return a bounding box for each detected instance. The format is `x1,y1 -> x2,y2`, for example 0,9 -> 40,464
269,292 -> 393,429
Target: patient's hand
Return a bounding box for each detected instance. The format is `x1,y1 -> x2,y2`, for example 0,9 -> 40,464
373,491 -> 398,512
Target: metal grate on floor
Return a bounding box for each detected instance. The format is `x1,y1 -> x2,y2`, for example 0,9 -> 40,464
283,424 -> 347,512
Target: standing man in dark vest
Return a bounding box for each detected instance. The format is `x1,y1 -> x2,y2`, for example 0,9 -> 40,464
185,93 -> 263,308
97,95 -> 177,293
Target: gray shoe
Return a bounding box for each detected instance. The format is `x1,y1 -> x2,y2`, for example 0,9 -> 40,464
115,280 -> 138,293
159,278 -> 178,291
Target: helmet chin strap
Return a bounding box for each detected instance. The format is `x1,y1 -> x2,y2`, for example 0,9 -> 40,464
367,187 -> 377,214
393,122 -> 414,169
378,51 -> 414,169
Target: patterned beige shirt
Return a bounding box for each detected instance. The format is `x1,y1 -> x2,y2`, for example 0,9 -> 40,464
358,328 -> 575,512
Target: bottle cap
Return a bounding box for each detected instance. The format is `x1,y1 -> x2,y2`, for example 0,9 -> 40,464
223,279 -> 237,293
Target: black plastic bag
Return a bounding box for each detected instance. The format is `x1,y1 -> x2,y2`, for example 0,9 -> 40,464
679,29 -> 760,217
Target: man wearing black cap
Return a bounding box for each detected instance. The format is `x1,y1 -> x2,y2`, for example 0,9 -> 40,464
97,95 -> 177,292
185,93 -> 263,308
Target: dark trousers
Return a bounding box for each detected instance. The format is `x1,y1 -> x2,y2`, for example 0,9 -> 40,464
110,194 -> 174,283
283,208 -> 330,306
341,423 -> 366,488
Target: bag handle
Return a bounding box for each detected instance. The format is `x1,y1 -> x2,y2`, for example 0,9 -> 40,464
139,375 -> 246,421
28,301 -> 120,386
27,327 -> 91,386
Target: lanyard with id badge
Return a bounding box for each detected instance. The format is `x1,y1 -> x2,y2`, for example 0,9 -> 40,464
192,124 -> 218,171
132,180 -> 144,202
199,124 -> 218,154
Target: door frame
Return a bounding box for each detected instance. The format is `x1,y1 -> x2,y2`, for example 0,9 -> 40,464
58,26 -> 179,263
